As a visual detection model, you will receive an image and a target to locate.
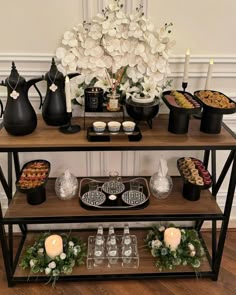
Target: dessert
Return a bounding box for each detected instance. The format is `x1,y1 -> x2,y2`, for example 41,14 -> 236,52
195,90 -> 235,109
177,157 -> 212,187
165,91 -> 200,108
17,160 -> 50,190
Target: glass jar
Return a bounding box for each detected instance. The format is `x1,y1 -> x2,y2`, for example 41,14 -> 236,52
106,93 -> 120,111
149,173 -> 173,199
55,169 -> 78,200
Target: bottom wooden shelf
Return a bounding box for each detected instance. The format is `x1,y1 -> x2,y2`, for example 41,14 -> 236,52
13,229 -> 213,282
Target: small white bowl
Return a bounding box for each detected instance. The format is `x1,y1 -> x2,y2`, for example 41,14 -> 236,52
108,121 -> 121,133
93,121 -> 106,133
122,121 -> 136,133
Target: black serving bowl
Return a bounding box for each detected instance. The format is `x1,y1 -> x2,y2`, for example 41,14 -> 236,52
194,90 -> 236,134
162,90 -> 201,134
125,97 -> 159,128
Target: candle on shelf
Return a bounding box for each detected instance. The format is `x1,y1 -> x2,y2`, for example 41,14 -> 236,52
164,227 -> 181,251
183,49 -> 190,83
45,234 -> 63,259
65,76 -> 72,113
205,59 -> 214,90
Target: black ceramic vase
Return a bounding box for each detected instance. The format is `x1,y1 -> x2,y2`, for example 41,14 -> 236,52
2,62 -> 43,136
42,58 -> 79,126
125,97 -> 160,128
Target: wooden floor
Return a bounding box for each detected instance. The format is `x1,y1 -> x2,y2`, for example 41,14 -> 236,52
0,231 -> 236,295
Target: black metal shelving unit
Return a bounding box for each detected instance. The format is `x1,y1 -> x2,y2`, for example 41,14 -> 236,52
0,115 -> 235,287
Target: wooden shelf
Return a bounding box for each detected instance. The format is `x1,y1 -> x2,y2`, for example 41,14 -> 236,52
13,229 -> 212,280
4,177 -> 222,222
0,115 -> 235,151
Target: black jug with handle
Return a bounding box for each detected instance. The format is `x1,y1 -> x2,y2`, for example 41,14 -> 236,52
41,58 -> 79,126
1,62 -> 43,136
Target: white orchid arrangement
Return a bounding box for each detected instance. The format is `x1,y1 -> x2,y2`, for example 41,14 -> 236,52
56,0 -> 175,104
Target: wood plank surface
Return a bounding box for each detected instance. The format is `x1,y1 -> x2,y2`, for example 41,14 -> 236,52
0,115 -> 235,150
4,177 -> 222,221
0,231 -> 236,294
13,229 -> 211,278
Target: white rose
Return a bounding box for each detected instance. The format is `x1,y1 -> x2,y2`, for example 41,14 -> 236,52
48,261 -> 56,269
69,241 -> 74,247
60,253 -> 66,260
45,267 -> 51,275
188,243 -> 195,251
151,239 -> 162,249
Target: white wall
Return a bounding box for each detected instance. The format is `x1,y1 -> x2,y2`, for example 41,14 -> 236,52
0,0 -> 236,226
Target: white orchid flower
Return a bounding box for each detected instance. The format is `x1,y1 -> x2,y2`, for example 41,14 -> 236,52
56,47 -> 67,59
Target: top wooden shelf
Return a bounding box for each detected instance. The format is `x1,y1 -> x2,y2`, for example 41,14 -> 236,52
0,115 -> 235,151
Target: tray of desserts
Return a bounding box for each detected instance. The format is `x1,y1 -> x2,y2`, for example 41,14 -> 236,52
79,177 -> 150,210
16,160 -> 51,193
177,157 -> 212,189
194,90 -> 236,114
162,90 -> 201,114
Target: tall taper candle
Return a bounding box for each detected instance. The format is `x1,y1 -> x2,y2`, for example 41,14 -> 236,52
183,49 -> 190,83
65,76 -> 72,113
205,59 -> 214,90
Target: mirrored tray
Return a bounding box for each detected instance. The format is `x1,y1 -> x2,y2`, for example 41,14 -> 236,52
79,177 -> 150,210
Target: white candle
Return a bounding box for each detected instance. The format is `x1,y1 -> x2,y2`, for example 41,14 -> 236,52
205,59 -> 214,90
164,227 -> 181,251
65,76 -> 72,113
45,234 -> 63,259
183,49 -> 190,83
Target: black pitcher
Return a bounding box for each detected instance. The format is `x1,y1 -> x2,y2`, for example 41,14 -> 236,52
42,58 -> 79,126
1,62 -> 43,136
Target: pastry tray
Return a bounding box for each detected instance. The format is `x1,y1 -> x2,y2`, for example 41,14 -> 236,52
16,159 -> 51,194
194,90 -> 236,114
79,177 -> 150,210
162,90 -> 201,114
177,157 -> 212,190
87,126 -> 142,142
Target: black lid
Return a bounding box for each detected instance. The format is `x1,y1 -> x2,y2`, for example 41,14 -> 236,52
46,58 -> 64,80
6,62 -> 25,87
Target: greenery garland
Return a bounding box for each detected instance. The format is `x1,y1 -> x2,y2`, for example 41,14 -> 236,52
145,225 -> 205,271
20,232 -> 86,286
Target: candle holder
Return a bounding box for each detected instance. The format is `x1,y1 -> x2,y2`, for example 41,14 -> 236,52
59,112 -> 81,134
182,82 -> 188,92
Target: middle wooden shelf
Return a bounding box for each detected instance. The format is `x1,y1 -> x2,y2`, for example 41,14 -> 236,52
4,177 -> 223,224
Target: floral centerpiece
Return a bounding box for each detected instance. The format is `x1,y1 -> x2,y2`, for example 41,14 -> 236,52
20,233 -> 86,286
56,0 -> 175,106
145,225 -> 205,271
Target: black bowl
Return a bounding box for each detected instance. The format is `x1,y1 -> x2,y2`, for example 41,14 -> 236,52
125,98 -> 159,127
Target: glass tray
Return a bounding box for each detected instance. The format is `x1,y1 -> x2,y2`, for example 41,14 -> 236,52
87,235 -> 139,269
79,177 -> 150,210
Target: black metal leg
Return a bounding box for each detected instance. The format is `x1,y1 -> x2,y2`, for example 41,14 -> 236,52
7,152 -> 12,203
213,150 -> 236,280
213,150 -> 235,196
0,204 -> 13,287
8,224 -> 13,269
0,166 -> 11,199
13,152 -> 20,180
203,150 -> 210,168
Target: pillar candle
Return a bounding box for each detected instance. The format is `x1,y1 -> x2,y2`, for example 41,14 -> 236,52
205,59 -> 214,90
164,227 -> 181,251
45,234 -> 63,259
65,76 -> 72,113
183,49 -> 190,83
